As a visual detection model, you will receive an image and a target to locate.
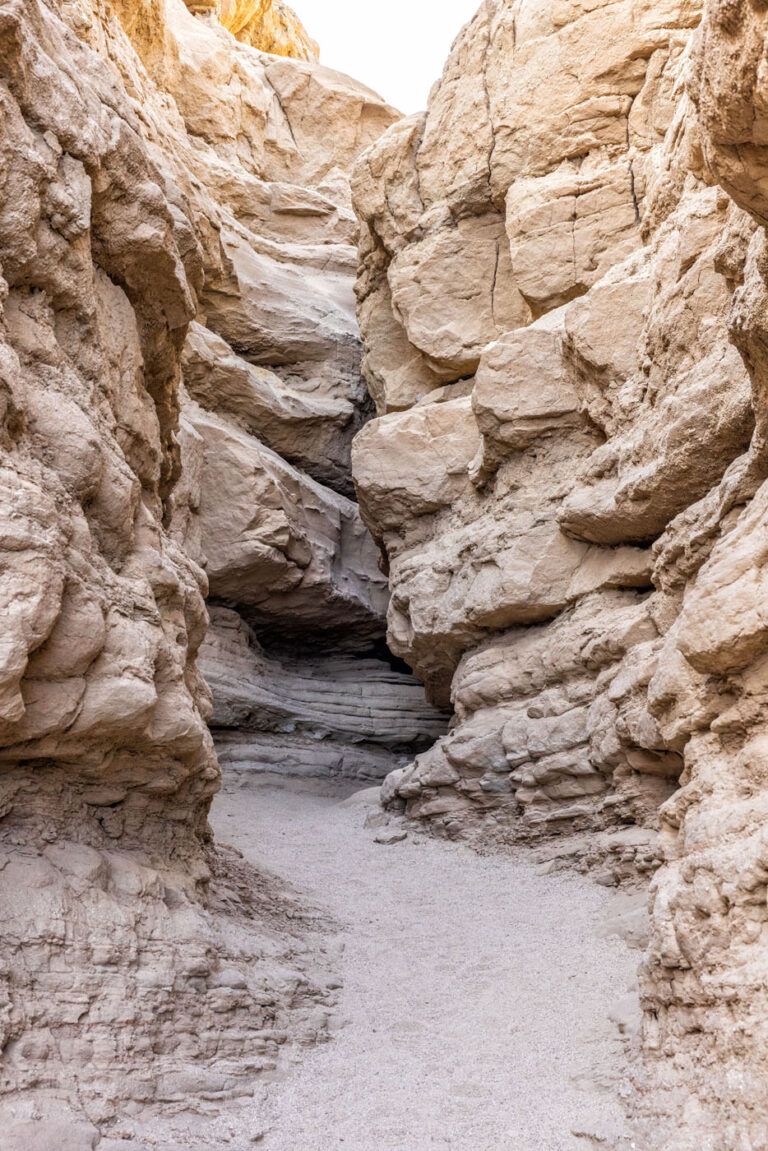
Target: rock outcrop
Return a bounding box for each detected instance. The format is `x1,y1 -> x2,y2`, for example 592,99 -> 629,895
182,0 -> 317,59
217,0 -> 319,60
353,0 -> 701,844
10,0 -> 768,1141
351,0 -> 768,1142
0,0 -> 444,1144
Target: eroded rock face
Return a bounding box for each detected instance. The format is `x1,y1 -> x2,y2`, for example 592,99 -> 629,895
14,0 -> 768,1139
352,0 -> 700,413
205,607 -> 446,782
352,0 -> 702,842
0,6 -> 224,1130
181,0 -> 317,60
217,0 -> 319,60
0,0 -> 429,1143
351,0 -> 768,1141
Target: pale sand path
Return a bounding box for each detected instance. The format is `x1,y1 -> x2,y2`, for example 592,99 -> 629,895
211,772 -> 642,1151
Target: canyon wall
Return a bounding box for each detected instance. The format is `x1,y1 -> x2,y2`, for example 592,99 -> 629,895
6,0 -> 768,1143
351,0 -> 768,1143
0,1 -> 442,1144
216,0 -> 320,59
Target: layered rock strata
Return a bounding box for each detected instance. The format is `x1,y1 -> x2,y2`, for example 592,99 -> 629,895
0,1 -> 441,1143
351,0 -> 768,1142
205,607 -> 446,781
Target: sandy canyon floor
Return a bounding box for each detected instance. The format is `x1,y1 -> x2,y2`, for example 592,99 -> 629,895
207,772 -> 645,1151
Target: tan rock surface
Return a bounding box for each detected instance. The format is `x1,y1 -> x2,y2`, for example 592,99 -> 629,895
14,0 -> 768,1142
350,0 -> 768,1143
354,312 -> 652,705
182,321 -> 356,491
0,0 -> 410,1144
184,400 -> 388,644
217,0 -> 319,60
352,0 -> 700,412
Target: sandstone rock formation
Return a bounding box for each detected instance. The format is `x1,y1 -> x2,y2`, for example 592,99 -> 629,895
0,1 -> 445,1144
9,0 -> 768,1141
353,0 -> 703,843
206,606 -> 446,782
350,0 -> 768,1142
182,0 -> 317,60
217,0 -> 319,60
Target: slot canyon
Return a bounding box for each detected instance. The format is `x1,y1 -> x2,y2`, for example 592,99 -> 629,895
2,0 -> 768,1146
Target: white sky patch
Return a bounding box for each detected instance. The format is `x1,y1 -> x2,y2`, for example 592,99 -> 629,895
291,0 -> 481,113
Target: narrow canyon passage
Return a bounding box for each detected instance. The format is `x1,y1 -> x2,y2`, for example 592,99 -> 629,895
212,772 -> 641,1151
9,0 -> 768,1144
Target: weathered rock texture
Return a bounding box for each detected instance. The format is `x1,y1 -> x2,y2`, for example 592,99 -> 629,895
206,606 -> 446,782
182,0 -> 317,59
353,0 -> 703,842
217,0 -> 319,60
0,0 -> 442,1144
351,0 -> 768,1142
12,0 -> 768,1139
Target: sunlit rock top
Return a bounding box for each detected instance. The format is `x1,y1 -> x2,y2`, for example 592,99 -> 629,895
185,0 -> 319,59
